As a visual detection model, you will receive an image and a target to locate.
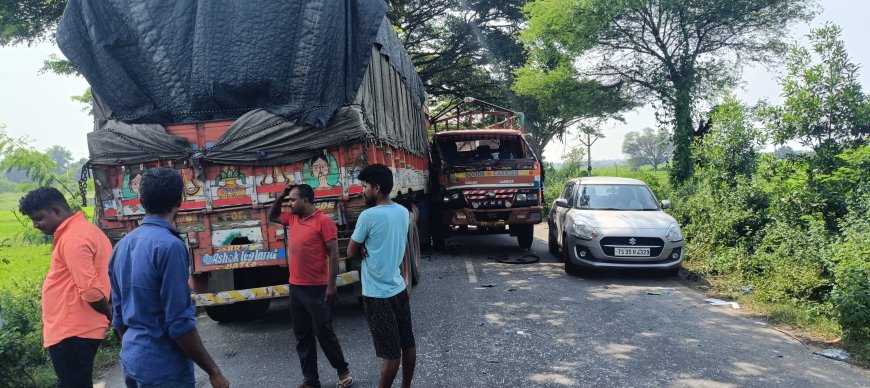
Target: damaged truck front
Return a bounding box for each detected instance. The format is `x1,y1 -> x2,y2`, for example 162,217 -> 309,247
58,0 -> 429,321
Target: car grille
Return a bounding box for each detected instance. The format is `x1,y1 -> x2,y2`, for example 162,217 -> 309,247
599,236 -> 665,257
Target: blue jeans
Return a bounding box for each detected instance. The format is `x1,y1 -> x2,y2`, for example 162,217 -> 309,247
124,375 -> 195,388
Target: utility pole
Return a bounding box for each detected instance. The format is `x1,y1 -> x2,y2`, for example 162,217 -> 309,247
577,125 -> 603,175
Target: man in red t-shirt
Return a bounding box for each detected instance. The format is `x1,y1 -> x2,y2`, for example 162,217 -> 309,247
268,184 -> 353,388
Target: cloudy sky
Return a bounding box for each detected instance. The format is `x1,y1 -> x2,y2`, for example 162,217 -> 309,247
1,1 -> 868,162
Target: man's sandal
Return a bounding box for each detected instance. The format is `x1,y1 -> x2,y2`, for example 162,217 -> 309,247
337,374 -> 354,388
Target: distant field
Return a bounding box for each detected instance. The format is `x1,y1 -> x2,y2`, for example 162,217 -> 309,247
591,164 -> 669,179
0,191 -> 96,290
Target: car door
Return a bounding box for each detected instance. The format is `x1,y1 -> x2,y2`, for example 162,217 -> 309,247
554,182 -> 575,244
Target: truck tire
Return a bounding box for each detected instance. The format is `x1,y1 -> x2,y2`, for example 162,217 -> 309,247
231,299 -> 271,320
515,224 -> 534,250
205,305 -> 236,323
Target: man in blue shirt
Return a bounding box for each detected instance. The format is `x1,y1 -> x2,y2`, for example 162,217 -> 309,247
347,164 -> 415,388
110,168 -> 229,388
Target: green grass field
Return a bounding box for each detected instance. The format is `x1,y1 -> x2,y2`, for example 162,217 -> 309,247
0,192 -> 52,289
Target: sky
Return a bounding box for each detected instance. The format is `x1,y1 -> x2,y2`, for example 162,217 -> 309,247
1,1 -> 869,163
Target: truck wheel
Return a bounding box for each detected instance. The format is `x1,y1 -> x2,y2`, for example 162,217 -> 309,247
205,305 -> 236,323
231,299 -> 271,320
515,224 -> 534,250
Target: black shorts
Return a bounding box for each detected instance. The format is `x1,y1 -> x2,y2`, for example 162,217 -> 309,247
363,289 -> 415,360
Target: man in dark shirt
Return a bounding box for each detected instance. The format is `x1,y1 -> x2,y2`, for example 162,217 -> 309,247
109,167 -> 229,388
268,183 -> 353,388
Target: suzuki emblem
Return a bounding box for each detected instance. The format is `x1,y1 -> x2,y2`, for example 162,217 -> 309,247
629,238 -> 637,245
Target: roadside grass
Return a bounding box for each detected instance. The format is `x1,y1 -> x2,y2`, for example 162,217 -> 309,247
0,191 -> 118,385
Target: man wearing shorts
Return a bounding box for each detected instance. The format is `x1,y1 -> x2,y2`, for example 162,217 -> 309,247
347,164 -> 416,388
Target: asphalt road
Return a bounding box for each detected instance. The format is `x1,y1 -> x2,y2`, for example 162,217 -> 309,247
96,225 -> 869,387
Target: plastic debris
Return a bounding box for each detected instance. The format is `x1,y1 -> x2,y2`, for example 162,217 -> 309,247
646,291 -> 662,295
753,321 -> 768,326
813,349 -> 850,361
474,284 -> 496,289
704,298 -> 740,309
742,285 -> 753,294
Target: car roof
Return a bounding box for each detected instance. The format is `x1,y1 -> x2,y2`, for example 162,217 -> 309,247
567,176 -> 647,185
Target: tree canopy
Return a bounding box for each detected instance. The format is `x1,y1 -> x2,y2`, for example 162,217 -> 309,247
520,0 -> 817,183
761,24 -> 870,157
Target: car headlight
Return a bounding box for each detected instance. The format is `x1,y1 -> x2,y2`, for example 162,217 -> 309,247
451,192 -> 461,201
571,219 -> 599,240
666,223 -> 684,242
516,193 -> 527,201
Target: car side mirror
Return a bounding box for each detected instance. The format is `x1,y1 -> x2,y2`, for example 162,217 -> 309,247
660,200 -> 671,209
554,198 -> 569,208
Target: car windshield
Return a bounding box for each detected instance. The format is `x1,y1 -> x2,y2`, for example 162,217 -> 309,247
439,137 -> 525,165
575,184 -> 659,210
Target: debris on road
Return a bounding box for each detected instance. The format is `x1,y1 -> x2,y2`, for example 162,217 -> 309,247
813,349 -> 850,361
742,285 -> 753,294
704,298 -> 740,309
656,287 -> 676,291
646,291 -> 662,295
824,338 -> 841,344
474,284 -> 496,289
753,321 -> 768,326
495,253 -> 540,264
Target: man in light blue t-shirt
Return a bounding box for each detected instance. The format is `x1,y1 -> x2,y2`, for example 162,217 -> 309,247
348,164 -> 416,388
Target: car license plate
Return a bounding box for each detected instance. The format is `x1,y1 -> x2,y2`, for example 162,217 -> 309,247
615,247 -> 650,256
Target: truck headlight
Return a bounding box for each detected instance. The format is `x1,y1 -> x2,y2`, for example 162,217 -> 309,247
571,220 -> 599,240
666,223 -> 684,242
516,193 -> 527,201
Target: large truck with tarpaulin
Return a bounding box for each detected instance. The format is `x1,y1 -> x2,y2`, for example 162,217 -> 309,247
429,98 -> 544,250
57,0 -> 429,321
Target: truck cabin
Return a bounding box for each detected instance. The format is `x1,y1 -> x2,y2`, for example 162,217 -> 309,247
435,131 -> 530,167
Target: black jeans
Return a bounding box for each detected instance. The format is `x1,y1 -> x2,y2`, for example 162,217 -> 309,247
290,285 -> 350,387
47,336 -> 102,388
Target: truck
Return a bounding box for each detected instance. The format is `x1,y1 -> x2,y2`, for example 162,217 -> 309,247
57,0 -> 429,321
428,98 -> 544,250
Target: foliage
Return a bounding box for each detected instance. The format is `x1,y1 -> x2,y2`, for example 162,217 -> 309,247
0,126 -> 84,211
0,282 -> 47,387
512,64 -> 634,160
387,0 -> 527,101
760,24 -> 870,157
694,96 -> 765,184
0,0 -> 66,46
622,127 -> 672,171
520,0 -> 817,183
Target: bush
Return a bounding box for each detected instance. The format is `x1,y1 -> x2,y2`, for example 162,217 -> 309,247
831,193 -> 870,347
0,282 -> 47,387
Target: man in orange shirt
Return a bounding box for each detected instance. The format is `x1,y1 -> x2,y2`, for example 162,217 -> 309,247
19,187 -> 112,388
268,183 -> 353,388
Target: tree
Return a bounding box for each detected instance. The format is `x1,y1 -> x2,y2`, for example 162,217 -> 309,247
512,64 -> 633,161
761,24 -> 870,159
46,145 -> 72,173
622,127 -> 673,171
0,125 -> 80,201
577,124 -> 604,174
695,95 -> 764,183
387,0 -> 527,101
520,0 -> 817,184
0,0 -> 66,46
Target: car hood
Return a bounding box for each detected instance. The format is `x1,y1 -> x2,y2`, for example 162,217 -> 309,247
568,209 -> 677,230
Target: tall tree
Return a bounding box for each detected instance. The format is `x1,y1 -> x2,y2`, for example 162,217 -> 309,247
761,24 -> 870,157
46,145 -> 72,172
520,0 -> 817,183
387,0 -> 527,101
622,127 -> 673,171
512,64 -> 633,161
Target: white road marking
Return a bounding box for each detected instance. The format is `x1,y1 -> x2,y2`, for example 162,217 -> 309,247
465,259 -> 478,283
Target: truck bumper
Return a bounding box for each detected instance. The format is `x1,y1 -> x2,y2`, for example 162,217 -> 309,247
444,206 -> 543,227
191,271 -> 360,306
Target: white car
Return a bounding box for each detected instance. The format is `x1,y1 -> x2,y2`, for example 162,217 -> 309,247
548,177 -> 685,275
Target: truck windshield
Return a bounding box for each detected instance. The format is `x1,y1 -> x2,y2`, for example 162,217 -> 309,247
439,138 -> 524,164
575,184 -> 659,210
